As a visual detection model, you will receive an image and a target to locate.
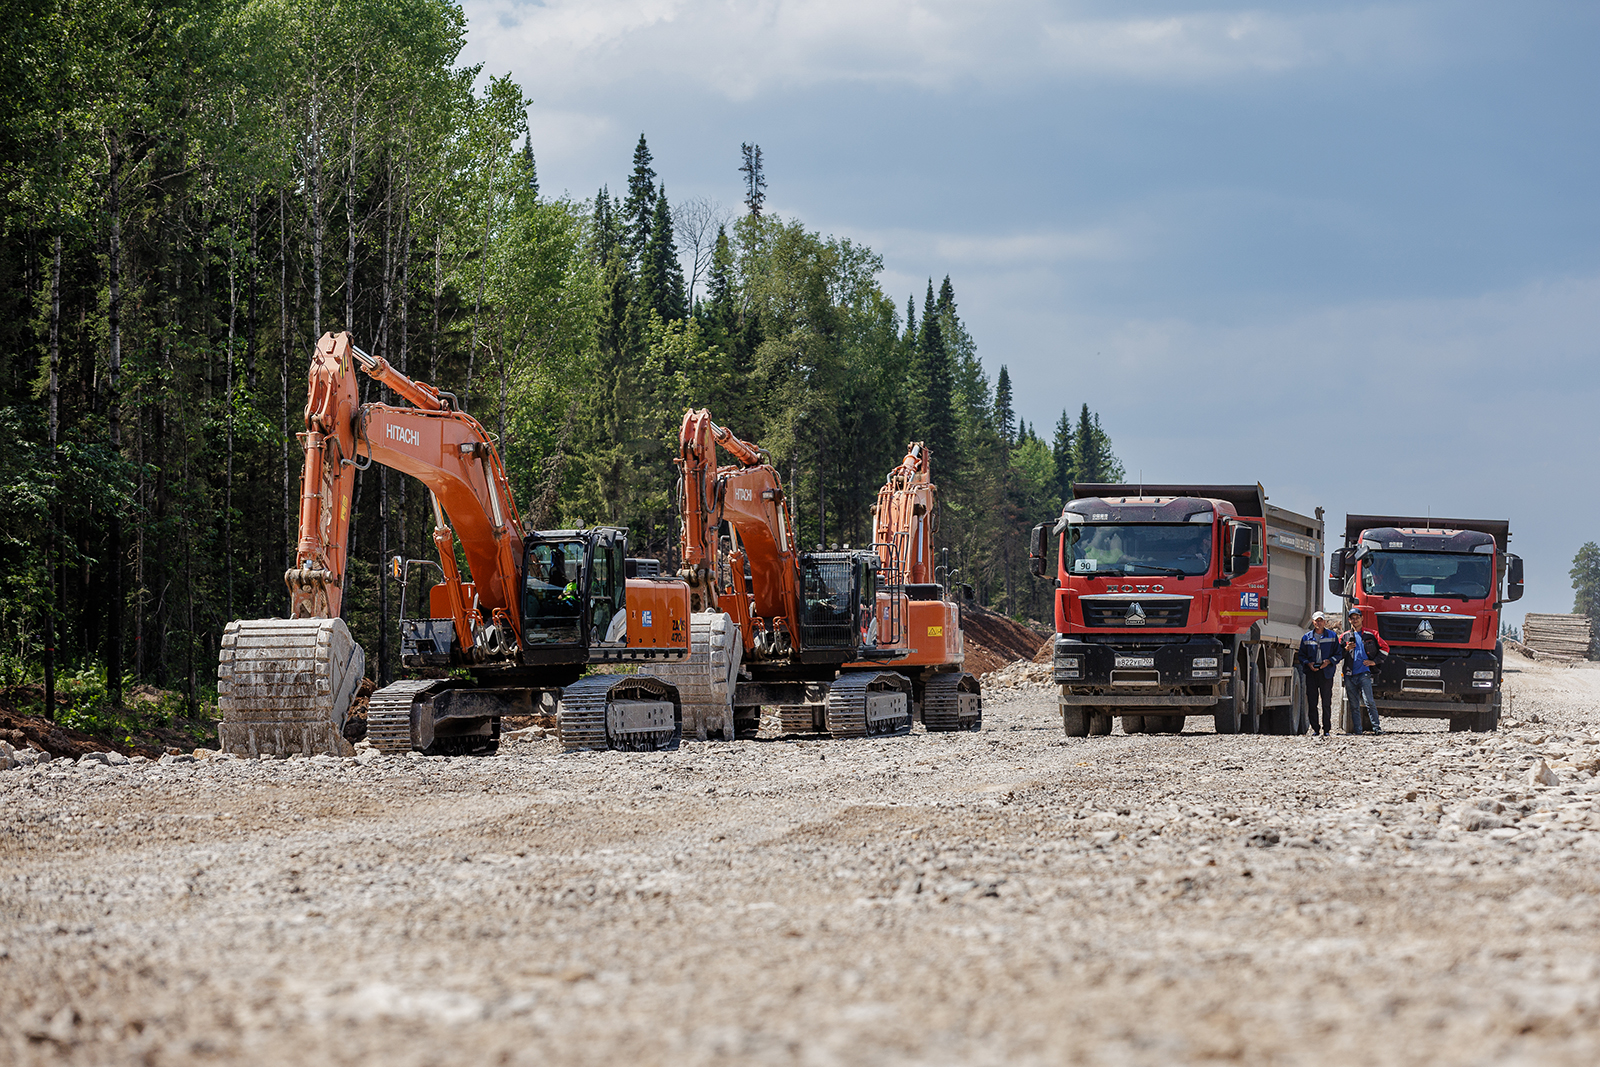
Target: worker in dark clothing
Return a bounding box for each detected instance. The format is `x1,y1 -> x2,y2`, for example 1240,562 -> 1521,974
1342,607 -> 1389,734
1297,610 -> 1340,737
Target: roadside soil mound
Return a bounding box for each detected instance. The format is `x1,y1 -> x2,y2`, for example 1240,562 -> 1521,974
960,603 -> 1051,677
0,686 -> 217,759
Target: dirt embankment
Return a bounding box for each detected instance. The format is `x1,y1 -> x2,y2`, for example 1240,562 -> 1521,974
959,602 -> 1051,676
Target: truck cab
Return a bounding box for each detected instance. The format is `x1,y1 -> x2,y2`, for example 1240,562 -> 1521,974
1330,516 -> 1522,731
1031,483 -> 1323,737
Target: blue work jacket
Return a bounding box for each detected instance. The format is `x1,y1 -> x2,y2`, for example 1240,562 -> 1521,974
1297,628 -> 1341,680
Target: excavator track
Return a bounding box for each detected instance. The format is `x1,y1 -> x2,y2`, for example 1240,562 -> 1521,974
558,674 -> 682,752
921,672 -> 983,732
365,678 -> 446,754
824,671 -> 912,738
646,612 -> 741,741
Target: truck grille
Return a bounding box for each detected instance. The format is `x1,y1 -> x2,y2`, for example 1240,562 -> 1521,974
1377,614 -> 1473,644
1081,599 -> 1190,628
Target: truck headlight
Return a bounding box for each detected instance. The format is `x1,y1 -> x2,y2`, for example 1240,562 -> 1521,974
1192,657 -> 1218,669
1191,669 -> 1218,679
1472,670 -> 1495,680
1059,670 -> 1080,679
1058,656 -> 1081,669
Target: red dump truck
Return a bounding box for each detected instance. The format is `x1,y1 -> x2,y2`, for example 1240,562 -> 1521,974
1329,515 -> 1523,732
1029,483 -> 1324,737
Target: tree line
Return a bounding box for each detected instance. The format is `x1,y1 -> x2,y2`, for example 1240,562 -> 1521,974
0,0 -> 1121,721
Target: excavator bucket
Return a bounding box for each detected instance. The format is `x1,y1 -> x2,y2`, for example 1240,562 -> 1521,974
217,618 -> 366,757
648,612 -> 742,741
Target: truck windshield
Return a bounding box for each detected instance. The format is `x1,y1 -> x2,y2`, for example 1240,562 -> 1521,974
1065,523 -> 1212,576
1361,551 -> 1492,598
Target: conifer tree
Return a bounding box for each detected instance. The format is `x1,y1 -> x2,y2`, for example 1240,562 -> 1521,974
740,142 -> 766,217
520,134 -> 538,197
642,185 -> 686,321
1072,404 -> 1125,484
994,365 -> 1015,447
1051,408 -> 1076,501
623,134 -> 657,261
706,224 -> 736,337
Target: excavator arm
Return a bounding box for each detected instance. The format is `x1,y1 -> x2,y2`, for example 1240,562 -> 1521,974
289,331 -> 524,654
873,441 -> 937,587
677,408 -> 801,654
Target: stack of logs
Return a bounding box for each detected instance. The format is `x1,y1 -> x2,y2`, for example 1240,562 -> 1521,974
1521,613 -> 1596,660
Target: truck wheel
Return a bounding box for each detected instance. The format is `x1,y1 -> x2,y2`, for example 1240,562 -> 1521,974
1061,701 -> 1089,738
1214,699 -> 1240,734
1474,689 -> 1502,732
1242,665 -> 1263,734
1088,711 -> 1113,736
1123,715 -> 1146,734
1290,673 -> 1309,735
1449,715 -> 1471,732
1157,715 -> 1185,734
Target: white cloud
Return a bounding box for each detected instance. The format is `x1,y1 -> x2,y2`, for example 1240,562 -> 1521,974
464,1 -> 1422,102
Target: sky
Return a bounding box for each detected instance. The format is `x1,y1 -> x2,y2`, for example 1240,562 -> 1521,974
459,0 -> 1600,626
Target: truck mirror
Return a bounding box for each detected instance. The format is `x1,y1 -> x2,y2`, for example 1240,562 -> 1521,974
1507,554 -> 1524,602
1327,549 -> 1345,581
1226,523 -> 1252,575
1028,524 -> 1047,578
1328,575 -> 1344,596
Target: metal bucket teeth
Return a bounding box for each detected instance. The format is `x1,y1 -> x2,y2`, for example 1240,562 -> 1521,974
217,618 -> 365,757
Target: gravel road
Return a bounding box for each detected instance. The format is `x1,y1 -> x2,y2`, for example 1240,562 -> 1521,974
5,652 -> 1600,1066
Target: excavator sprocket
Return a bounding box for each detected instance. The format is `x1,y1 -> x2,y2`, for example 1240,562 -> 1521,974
217,618 -> 365,757
646,612 -> 741,740
824,671 -> 912,738
365,678 -> 449,754
557,674 -> 682,751
921,671 -> 983,732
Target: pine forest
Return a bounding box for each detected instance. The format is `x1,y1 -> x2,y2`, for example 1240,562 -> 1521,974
0,0 -> 1123,727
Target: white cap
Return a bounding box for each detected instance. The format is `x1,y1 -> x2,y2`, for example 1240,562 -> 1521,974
1312,611 -> 1326,621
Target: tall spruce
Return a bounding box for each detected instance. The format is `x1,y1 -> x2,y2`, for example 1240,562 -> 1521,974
740,142 -> 766,217
641,185 -> 686,321
520,133 -> 538,197
1051,408 -> 1076,502
994,365 -> 1015,447
622,133 -> 656,262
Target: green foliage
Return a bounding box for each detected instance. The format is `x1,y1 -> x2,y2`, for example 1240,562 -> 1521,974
0,0 -> 1127,704
1572,542 -> 1600,643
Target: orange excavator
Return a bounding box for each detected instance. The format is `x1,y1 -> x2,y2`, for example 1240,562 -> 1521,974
217,331 -> 690,757
857,442 -> 982,730
653,409 -> 913,740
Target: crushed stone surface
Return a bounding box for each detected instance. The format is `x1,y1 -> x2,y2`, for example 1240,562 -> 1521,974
4,654 -> 1600,1065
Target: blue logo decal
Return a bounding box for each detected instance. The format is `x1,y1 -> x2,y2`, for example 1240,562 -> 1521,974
1240,592 -> 1260,610
642,610 -> 653,627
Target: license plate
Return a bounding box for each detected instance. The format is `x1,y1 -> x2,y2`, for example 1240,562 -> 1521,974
1115,656 -> 1155,668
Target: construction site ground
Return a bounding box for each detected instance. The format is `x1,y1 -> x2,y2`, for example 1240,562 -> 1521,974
5,652 -> 1600,1065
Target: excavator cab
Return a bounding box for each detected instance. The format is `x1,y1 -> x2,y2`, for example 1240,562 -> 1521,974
797,551 -> 884,655
520,528 -> 633,660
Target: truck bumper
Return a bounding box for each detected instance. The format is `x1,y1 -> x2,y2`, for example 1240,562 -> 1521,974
1368,647 -> 1501,715
1052,634 -> 1228,695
